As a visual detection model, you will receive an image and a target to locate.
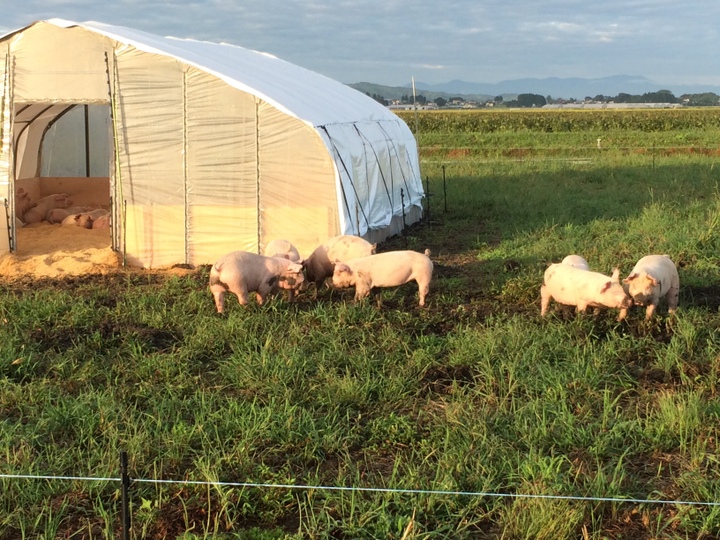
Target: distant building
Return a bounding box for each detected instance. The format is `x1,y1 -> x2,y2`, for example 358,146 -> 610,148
388,103 -> 439,111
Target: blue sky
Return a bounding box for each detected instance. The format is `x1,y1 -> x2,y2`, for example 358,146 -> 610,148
4,0 -> 720,88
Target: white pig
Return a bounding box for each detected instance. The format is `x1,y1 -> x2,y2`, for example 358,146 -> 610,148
49,207 -> 106,225
303,235 -> 376,296
209,250 -> 305,313
262,239 -> 303,301
263,239 -> 302,263
332,249 -> 433,307
623,254 -> 679,319
541,263 -> 633,320
92,213 -> 111,229
46,208 -> 70,224
86,208 -> 110,219
61,213 -> 94,229
561,254 -> 590,271
22,193 -> 74,224
15,188 -> 36,219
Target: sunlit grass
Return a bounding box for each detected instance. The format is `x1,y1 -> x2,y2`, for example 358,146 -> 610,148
3,124 -> 720,538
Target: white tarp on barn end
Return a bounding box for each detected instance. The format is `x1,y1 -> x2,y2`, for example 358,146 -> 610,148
0,19 -> 423,267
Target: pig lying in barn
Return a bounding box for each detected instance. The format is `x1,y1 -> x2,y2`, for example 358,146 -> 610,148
92,213 -> 111,229
541,263 -> 633,320
46,206 -> 94,224
15,188 -> 35,221
332,249 -> 434,307
561,254 -> 590,270
209,251 -> 305,313
22,193 -> 74,224
61,213 -> 94,229
623,254 -> 680,319
303,235 -> 376,297
47,207 -> 110,229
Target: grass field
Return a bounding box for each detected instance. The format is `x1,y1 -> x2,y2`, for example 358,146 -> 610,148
2,109 -> 720,539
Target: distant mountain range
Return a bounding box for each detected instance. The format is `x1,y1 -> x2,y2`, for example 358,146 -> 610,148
349,75 -> 720,102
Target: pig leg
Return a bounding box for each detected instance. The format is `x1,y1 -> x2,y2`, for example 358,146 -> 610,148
224,283 -> 250,307
644,303 -> 657,320
353,274 -> 372,303
312,279 -> 323,300
210,287 -> 226,314
373,288 -> 383,308
617,307 -> 628,322
667,280 -> 679,314
255,280 -> 277,305
418,280 -> 430,307
354,286 -> 369,302
540,285 -> 552,316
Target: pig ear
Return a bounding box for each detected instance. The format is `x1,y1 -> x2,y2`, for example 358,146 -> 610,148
623,272 -> 639,284
610,267 -> 620,282
600,281 -> 612,294
647,274 -> 660,286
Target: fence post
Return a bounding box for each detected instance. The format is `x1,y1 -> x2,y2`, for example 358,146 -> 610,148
121,451 -> 131,540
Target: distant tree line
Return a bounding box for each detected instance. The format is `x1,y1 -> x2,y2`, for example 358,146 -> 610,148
366,93 -> 389,106
369,89 -> 720,108
541,90 -> 720,108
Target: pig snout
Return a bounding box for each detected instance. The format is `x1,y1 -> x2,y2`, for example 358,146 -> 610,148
279,273 -> 304,289
610,289 -> 633,309
629,292 -> 650,306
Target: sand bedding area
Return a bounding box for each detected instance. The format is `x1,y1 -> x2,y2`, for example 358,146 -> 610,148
0,222 -> 123,279
1,221 -> 202,280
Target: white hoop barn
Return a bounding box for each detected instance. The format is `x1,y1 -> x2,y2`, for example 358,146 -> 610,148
0,19 -> 423,267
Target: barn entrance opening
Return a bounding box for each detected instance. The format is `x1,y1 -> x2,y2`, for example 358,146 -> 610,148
13,103 -> 114,264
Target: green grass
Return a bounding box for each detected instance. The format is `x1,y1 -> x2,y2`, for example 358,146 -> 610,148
3,117 -> 720,538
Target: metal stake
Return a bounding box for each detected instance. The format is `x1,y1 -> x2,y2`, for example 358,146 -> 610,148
121,451 -> 131,540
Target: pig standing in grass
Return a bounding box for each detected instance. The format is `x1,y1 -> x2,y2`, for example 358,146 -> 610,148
332,249 -> 433,307
263,239 -> 302,301
541,263 -> 632,320
209,251 -> 305,313
623,254 -> 679,319
263,239 -> 302,263
561,254 -> 590,270
22,193 -> 73,224
303,235 -> 376,296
